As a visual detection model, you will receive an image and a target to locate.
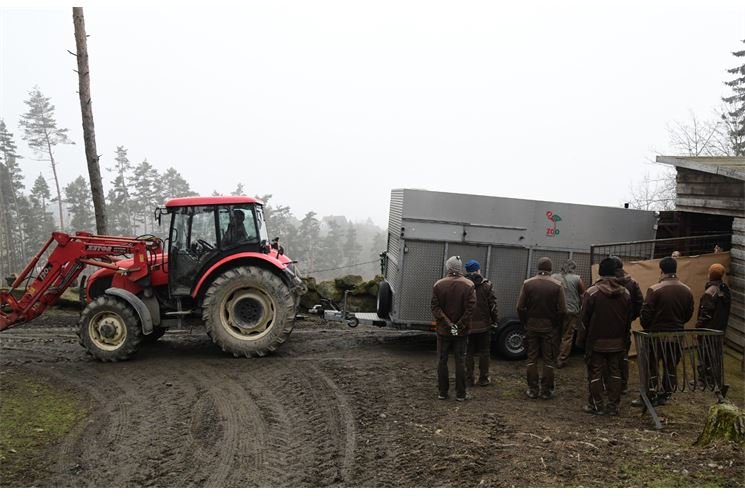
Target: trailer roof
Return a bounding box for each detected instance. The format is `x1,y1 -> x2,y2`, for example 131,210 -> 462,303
165,196 -> 262,208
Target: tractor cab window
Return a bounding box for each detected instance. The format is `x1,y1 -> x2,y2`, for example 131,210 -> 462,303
218,205 -> 258,249
190,207 -> 218,257
168,206 -> 219,296
255,205 -> 269,245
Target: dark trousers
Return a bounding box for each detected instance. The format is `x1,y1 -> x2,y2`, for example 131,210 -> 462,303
526,329 -> 555,394
556,313 -> 580,364
437,334 -> 468,398
587,351 -> 623,408
620,335 -> 631,391
466,331 -> 491,382
647,340 -> 682,398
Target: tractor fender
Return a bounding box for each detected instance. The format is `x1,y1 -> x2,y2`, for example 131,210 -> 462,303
191,253 -> 289,299
104,288 -> 154,335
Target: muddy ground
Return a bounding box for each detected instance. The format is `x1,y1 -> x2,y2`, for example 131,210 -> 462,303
1,310 -> 743,488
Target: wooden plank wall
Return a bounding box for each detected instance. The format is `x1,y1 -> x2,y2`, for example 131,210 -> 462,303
675,167 -> 744,351
729,217 -> 745,352
675,168 -> 745,218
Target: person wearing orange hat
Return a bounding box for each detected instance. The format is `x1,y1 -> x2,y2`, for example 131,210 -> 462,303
695,263 -> 731,384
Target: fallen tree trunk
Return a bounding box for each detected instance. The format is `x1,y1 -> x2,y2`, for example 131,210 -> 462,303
695,402 -> 745,446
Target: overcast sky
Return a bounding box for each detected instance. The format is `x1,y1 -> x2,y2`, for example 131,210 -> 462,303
1,0 -> 743,227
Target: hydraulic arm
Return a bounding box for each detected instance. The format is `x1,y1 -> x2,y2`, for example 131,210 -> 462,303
0,231 -> 162,331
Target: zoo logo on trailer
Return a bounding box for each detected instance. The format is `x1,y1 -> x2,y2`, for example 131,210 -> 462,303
545,211 -> 562,237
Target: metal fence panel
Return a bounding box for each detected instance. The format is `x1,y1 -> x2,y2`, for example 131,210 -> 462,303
572,252 -> 593,288
399,240 -> 446,321
446,243 -> 489,272
530,249 -> 570,276
489,246 -> 530,319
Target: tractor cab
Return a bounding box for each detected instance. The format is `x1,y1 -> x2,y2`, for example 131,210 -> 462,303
164,196 -> 269,297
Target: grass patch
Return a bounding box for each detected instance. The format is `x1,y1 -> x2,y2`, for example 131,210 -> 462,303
0,369 -> 87,487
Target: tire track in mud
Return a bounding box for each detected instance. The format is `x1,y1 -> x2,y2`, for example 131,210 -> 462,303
174,363 -> 269,487
33,360 -> 205,487
30,363 -> 133,486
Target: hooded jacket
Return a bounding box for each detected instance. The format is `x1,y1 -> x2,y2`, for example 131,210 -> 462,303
431,273 -> 476,336
465,273 -> 499,333
616,270 -> 643,321
696,280 -> 731,331
640,274 -> 694,331
578,277 -> 631,353
517,272 -> 567,333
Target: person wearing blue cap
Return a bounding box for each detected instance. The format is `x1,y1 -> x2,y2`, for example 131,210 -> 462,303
464,259 -> 499,387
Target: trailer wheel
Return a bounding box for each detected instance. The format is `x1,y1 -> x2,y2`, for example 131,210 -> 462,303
376,281 -> 392,319
494,323 -> 527,360
202,266 -> 295,357
78,295 -> 143,362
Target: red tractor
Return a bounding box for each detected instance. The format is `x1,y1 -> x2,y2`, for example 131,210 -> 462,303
0,196 -> 306,361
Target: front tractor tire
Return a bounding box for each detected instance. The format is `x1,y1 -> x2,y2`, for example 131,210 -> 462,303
202,266 -> 295,357
78,296 -> 143,362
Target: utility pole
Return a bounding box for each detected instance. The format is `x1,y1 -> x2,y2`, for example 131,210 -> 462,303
72,6 -> 107,234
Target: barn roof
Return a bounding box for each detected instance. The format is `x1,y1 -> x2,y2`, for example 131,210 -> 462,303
656,156 -> 745,181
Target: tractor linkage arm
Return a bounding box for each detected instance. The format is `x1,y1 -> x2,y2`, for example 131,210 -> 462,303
0,231 -> 162,331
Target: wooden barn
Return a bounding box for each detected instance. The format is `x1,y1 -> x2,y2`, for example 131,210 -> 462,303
656,156 -> 745,352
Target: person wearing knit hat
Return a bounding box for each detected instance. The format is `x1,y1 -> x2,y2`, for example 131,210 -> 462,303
432,255 -> 476,401
695,263 -> 731,384
464,259 -> 498,387
708,263 -> 726,281
551,258 -> 586,368
446,255 -> 464,275
516,257 -> 567,399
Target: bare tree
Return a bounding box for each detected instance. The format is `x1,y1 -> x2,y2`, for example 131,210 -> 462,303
666,111 -> 723,156
73,7 -> 107,234
627,167 -> 677,212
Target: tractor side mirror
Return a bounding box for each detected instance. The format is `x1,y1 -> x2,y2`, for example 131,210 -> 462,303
154,207 -> 164,226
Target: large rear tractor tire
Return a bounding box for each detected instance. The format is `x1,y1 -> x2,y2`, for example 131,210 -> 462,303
78,295 -> 143,362
202,266 -> 295,357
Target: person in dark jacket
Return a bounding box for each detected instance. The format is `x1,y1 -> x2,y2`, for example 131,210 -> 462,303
551,259 -> 586,368
611,256 -> 644,394
633,256 -> 694,406
695,263 -> 731,384
578,258 -> 632,416
464,259 -> 499,387
432,256 -> 476,401
517,257 -> 567,400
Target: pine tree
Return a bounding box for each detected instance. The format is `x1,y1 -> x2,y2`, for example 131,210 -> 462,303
160,167 -> 197,200
107,146 -> 133,234
255,194 -> 298,254
231,183 -> 245,196
64,176 -> 95,232
20,193 -> 54,258
106,176 -> 130,235
18,87 -> 73,229
130,159 -> 160,233
296,211 -> 320,272
343,223 -> 361,267
0,120 -> 28,273
318,219 -> 346,273
29,174 -> 56,243
722,39 -> 745,156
